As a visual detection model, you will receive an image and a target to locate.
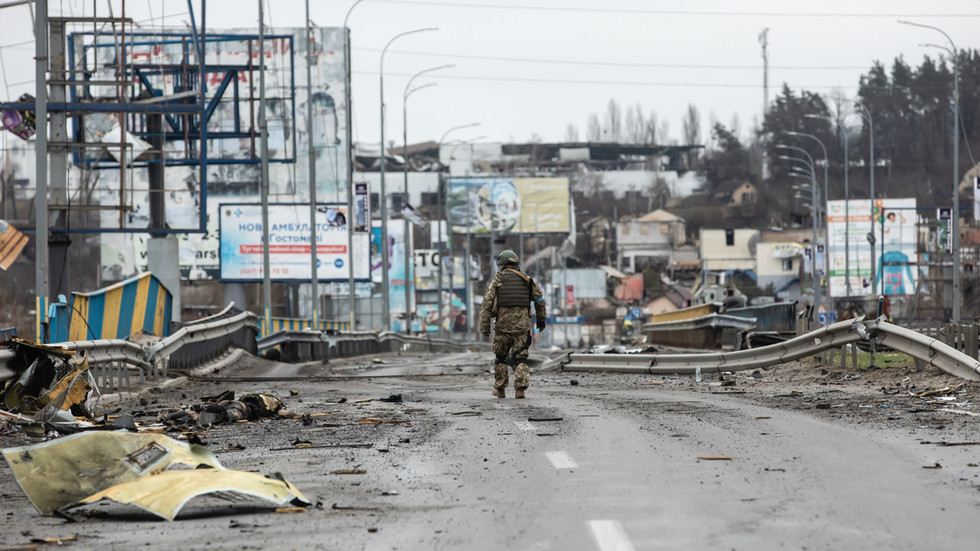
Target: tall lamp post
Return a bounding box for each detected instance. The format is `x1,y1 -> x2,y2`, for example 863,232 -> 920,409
400,65 -> 453,334
786,131 -> 830,306
777,144 -> 820,313
785,131 -> 829,239
806,112 -> 851,296
900,20 -> 960,321
379,27 -> 437,331
435,123 -> 481,340
304,0 -> 319,330
447,138 -> 486,341
343,0 -> 365,330
850,103 -> 876,295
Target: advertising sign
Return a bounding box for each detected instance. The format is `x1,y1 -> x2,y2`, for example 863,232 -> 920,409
414,249 -> 466,291
354,182 -> 370,232
827,198 -> 917,297
938,207 -> 952,254
446,177 -> 570,234
218,203 -> 369,281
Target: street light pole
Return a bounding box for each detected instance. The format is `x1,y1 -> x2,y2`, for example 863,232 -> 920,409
305,0 -> 319,331
900,20 -> 960,321
400,65 -> 452,335
777,144 -> 820,313
379,27 -> 437,331
259,0 -> 272,332
785,132 -> 829,238
851,103 -> 876,295
343,0 -> 365,330
806,113 -> 852,296
435,123 -> 480,340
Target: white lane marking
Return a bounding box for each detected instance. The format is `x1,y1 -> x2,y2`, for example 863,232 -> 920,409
588,520 -> 635,551
546,450 -> 578,469
515,421 -> 536,431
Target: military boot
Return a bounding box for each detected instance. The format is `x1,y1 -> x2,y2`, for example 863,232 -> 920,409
493,388 -> 506,398
515,389 -> 525,399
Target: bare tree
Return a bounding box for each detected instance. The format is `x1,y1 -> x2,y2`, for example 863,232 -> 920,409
644,111 -> 659,144
658,119 -> 671,145
564,123 -> 580,143
586,113 -> 601,141
682,104 -> 701,145
625,103 -> 645,143
604,98 -> 622,142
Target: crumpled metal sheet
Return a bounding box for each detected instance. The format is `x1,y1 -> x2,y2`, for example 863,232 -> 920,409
0,339 -> 92,417
72,469 -> 310,521
1,431 -> 222,515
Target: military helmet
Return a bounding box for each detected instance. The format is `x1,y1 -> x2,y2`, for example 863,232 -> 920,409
497,249 -> 519,266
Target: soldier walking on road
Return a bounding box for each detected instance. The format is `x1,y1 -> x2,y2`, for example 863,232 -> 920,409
480,250 -> 547,399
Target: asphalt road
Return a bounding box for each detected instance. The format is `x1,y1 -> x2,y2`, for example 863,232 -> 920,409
2,350 -> 980,550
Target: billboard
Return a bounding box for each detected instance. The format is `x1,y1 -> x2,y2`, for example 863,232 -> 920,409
99,26 -> 349,280
446,177 -> 570,234
218,203 -> 369,281
827,198 -> 917,297
371,221 -> 414,332
414,248 -> 466,291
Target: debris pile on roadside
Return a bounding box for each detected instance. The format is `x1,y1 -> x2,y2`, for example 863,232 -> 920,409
0,339 -> 99,433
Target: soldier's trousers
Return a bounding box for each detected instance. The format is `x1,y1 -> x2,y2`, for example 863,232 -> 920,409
492,330 -> 530,391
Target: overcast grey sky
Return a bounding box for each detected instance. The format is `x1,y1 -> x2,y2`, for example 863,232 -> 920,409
1,1 -> 978,148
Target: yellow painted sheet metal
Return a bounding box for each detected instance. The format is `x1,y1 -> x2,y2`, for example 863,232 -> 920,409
34,355 -> 90,412
153,283 -> 168,335
646,302 -> 719,325
75,469 -> 310,521
100,284 -> 123,340
68,295 -> 89,341
0,219 -> 29,270
1,432 -> 222,515
130,274 -> 151,338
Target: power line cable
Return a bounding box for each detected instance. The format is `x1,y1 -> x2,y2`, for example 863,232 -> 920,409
353,70 -> 863,90
354,47 -> 871,71
363,0 -> 980,18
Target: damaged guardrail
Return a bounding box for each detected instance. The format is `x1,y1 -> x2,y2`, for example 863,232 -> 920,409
258,330 -> 491,363
144,310 -> 260,377
52,339 -> 150,391
562,317 -> 980,382
258,330 -> 330,363
379,332 -> 490,354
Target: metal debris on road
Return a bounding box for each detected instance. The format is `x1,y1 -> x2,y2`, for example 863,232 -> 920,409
2,431 -> 222,515
2,431 -> 308,520
0,339 -> 96,425
696,456 -> 732,461
70,469 -> 309,521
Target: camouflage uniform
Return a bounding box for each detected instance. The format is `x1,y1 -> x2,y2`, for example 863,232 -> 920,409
480,260 -> 546,397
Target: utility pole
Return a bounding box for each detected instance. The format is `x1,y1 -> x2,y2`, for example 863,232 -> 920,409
759,27 -> 769,182
305,0 -> 319,331
34,0 -> 49,341
259,1 -> 272,332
